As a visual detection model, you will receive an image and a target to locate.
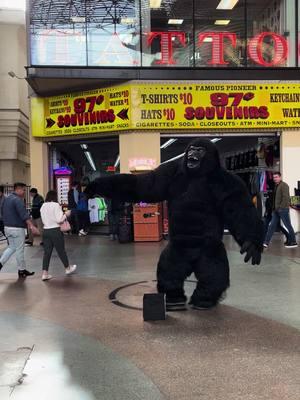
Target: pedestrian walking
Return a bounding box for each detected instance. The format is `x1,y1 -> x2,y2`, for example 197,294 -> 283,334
25,188 -> 44,246
263,193 -> 289,242
0,182 -> 39,277
77,191 -> 89,236
40,190 -> 77,281
264,172 -> 297,248
68,181 -> 80,234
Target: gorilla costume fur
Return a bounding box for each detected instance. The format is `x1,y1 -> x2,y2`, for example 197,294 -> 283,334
86,139 -> 264,310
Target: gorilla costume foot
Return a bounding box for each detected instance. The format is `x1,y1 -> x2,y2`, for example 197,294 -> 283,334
166,297 -> 187,311
189,301 -> 216,310
189,290 -> 227,310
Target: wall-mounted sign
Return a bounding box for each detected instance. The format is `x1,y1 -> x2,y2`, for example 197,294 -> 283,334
149,31 -> 288,67
54,167 -> 72,176
129,158 -> 157,171
32,82 -> 300,137
32,86 -> 130,137
106,166 -> 116,172
30,26 -> 293,68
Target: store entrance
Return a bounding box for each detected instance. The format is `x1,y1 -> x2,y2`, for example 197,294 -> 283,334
49,136 -> 119,236
161,134 -> 280,176
160,133 -> 281,236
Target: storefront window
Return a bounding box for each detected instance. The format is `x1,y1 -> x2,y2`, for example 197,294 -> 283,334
86,1 -> 141,66
30,0 -> 141,67
136,0 -> 193,67
29,0 -> 297,68
195,0 -> 246,67
247,0 -> 296,68
30,1 -> 87,66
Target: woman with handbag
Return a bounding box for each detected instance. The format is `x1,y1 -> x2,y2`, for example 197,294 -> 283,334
40,190 -> 77,281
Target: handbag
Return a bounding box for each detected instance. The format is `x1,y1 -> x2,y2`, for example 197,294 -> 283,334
60,219 -> 71,232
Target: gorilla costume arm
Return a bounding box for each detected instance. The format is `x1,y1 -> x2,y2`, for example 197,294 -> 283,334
85,162 -> 177,203
210,171 -> 264,265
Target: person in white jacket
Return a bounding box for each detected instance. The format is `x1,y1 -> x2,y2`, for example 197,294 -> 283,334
40,190 -> 76,281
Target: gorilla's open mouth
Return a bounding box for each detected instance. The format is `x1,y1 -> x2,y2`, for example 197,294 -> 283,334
187,147 -> 206,169
187,155 -> 200,169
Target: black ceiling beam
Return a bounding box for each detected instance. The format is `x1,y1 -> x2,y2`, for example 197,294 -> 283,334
26,66 -> 300,96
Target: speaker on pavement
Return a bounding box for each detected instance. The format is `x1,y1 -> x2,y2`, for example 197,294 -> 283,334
143,293 -> 166,321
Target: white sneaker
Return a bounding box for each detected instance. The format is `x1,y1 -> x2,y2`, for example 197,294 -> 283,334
78,230 -> 87,236
42,273 -> 52,281
65,265 -> 77,275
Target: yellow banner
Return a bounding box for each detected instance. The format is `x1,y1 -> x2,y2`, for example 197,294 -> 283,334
131,83 -> 300,131
31,86 -> 130,137
31,83 -> 300,137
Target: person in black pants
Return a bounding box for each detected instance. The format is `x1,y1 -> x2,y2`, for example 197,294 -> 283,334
68,181 -> 80,234
25,188 -> 44,246
40,190 -> 77,281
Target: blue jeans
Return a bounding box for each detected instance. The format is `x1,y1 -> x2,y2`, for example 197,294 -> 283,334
0,227 -> 26,269
265,208 -> 296,244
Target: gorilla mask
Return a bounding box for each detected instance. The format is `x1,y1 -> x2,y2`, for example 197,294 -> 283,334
184,138 -> 221,176
187,146 -> 207,170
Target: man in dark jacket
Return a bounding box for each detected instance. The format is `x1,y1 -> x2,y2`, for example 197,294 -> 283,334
264,193 -> 289,242
25,188 -> 44,246
264,172 -> 297,248
68,181 -> 80,234
0,182 -> 39,277
68,181 -> 80,210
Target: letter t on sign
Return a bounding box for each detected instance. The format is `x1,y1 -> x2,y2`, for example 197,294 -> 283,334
147,31 -> 186,65
198,32 -> 237,65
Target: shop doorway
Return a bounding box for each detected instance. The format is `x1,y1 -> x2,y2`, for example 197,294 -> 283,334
48,136 -> 120,235
160,134 -> 280,177
160,133 -> 281,236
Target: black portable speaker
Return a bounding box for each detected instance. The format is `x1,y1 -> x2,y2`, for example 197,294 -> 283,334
143,293 -> 166,321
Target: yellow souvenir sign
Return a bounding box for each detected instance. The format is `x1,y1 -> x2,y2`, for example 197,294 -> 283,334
31,83 -> 300,137
31,86 -> 130,137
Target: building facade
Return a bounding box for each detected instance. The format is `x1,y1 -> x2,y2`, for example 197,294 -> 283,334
0,6 -> 30,185
28,0 -> 300,230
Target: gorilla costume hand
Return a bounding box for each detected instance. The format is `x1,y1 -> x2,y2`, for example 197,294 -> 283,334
240,241 -> 262,265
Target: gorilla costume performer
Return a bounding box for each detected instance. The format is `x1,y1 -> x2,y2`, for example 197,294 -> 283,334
86,139 -> 264,310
